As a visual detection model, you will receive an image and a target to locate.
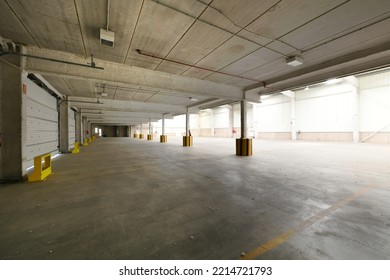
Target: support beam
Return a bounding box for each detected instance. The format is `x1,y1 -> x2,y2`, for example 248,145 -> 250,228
0,52 -> 23,180
59,100 -> 69,153
75,112 -> 82,143
228,105 -> 233,138
160,114 -> 167,143
345,77 -> 360,143
183,107 -> 192,146
282,90 -> 297,141
245,41 -> 390,96
24,47 -> 260,102
236,100 -> 252,156
210,109 -> 214,136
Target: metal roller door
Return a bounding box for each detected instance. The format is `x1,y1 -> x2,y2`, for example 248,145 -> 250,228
68,108 -> 76,149
24,78 -> 58,170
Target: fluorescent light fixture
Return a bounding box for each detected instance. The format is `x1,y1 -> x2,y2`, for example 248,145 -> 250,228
286,56 -> 303,66
189,97 -> 198,102
304,86 -> 309,91
325,78 -> 342,85
100,28 -> 115,47
101,92 -> 108,97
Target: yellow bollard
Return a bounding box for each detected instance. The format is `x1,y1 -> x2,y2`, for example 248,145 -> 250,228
83,139 -> 89,146
72,142 -> 80,154
28,153 -> 53,182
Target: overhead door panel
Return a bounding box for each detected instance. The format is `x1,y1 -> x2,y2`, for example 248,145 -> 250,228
68,108 -> 76,149
24,78 -> 58,170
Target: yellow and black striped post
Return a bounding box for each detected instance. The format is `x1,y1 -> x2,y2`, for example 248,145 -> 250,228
133,134 -> 139,138
236,138 -> 252,156
160,135 -> 167,143
147,134 -> 153,141
139,134 -> 144,139
183,136 -> 193,147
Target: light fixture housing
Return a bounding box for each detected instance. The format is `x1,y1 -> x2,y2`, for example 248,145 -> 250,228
100,28 -> 115,47
286,56 -> 303,66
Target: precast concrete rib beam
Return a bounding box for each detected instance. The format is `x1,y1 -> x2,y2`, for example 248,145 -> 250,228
245,42 -> 390,96
68,97 -> 186,115
24,47 -> 258,102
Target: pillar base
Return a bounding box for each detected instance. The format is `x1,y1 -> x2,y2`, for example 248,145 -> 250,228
236,138 -> 252,156
183,136 -> 193,147
160,135 -> 167,143
139,134 -> 144,139
133,134 -> 139,138
147,134 -> 153,141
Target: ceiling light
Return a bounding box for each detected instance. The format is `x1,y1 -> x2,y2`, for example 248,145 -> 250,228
101,92 -> 108,97
189,97 -> 198,102
286,56 -> 303,66
100,28 -> 115,47
325,78 -> 342,85
304,86 -> 309,91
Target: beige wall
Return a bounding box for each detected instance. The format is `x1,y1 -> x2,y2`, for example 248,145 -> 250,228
297,132 -> 353,142
360,132 -> 390,144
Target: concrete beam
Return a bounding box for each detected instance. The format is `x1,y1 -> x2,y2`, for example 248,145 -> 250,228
24,47 -> 259,102
68,97 -> 186,115
245,42 -> 390,95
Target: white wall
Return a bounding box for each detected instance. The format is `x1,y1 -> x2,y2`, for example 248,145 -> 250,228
359,71 -> 390,132
256,94 -> 291,132
295,83 -> 353,132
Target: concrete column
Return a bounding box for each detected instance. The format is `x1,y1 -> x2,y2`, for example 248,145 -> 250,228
162,114 -> 165,135
240,100 -> 247,139
252,104 -> 257,139
75,112 -> 81,143
186,107 -> 190,136
236,100 -> 252,156
59,101 -> 69,153
0,51 -> 23,181
210,109 -> 215,136
139,122 -> 144,139
183,107 -> 192,146
291,93 -> 297,141
282,90 -> 296,140
147,118 -> 153,140
160,114 -> 167,143
346,77 -> 360,143
228,105 -> 233,138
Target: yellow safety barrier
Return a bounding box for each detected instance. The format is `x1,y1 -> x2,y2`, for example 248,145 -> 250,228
92,135 -> 96,141
72,142 -> 80,154
160,135 -> 167,143
28,153 -> 53,182
147,134 -> 153,141
183,136 -> 193,147
87,137 -> 92,143
139,134 -> 144,139
83,139 -> 89,146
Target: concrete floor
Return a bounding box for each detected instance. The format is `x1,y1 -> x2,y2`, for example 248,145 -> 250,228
0,137 -> 389,260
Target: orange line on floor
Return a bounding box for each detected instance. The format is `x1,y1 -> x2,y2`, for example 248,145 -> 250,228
241,184 -> 377,260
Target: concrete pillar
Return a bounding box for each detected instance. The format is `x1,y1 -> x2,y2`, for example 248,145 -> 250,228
186,108 -> 190,136
210,109 -> 215,136
59,100 -> 69,153
346,77 -> 360,143
75,112 -> 81,143
228,105 -> 233,138
183,107 -> 192,146
147,118 -> 153,140
282,90 -> 297,141
291,93 -> 297,141
240,100 -> 247,139
0,51 -> 23,181
160,114 -> 167,143
236,100 -> 252,156
139,122 -> 144,139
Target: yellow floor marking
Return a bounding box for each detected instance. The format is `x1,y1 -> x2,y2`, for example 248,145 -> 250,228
241,184 -> 377,260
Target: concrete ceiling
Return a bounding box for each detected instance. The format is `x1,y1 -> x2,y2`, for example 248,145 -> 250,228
1,0 -> 390,125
